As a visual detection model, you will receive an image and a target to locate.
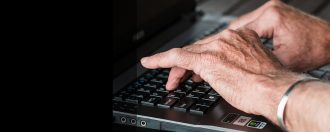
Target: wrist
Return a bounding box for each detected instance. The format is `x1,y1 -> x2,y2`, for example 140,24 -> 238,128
255,71 -> 308,125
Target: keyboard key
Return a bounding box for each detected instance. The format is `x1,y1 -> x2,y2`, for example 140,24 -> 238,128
131,92 -> 148,99
150,78 -> 166,85
162,69 -> 170,74
137,87 -> 154,93
184,80 -> 199,88
138,77 -> 149,84
196,100 -> 215,107
208,89 -> 220,96
156,86 -> 169,92
186,92 -> 204,99
319,64 -> 330,72
143,83 -> 158,89
202,94 -> 219,102
141,96 -> 161,106
185,79 -> 194,85
173,97 -> 195,112
198,82 -> 212,89
150,69 -> 161,75
322,72 -> 330,81
193,87 -> 210,94
125,96 -> 142,104
157,98 -> 178,108
150,91 -> 168,98
157,73 -> 169,79
167,92 -> 185,99
144,73 -> 155,79
174,85 -> 193,94
308,70 -> 325,78
190,104 -> 208,115
113,93 -> 129,101
132,81 -> 143,88
126,86 -> 137,93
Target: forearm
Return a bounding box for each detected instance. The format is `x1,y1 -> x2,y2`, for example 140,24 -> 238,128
285,80 -> 330,132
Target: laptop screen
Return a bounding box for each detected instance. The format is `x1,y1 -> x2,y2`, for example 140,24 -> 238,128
112,0 -> 196,77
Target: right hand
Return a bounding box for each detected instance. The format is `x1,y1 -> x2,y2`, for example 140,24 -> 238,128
229,0 -> 330,72
141,27 -> 306,124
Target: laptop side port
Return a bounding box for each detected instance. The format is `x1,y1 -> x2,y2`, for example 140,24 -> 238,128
140,120 -> 147,127
120,117 -> 127,123
130,118 -> 137,125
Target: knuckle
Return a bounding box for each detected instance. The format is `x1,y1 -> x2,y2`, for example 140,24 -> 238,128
168,48 -> 181,61
266,6 -> 282,20
267,0 -> 280,6
222,29 -> 236,35
211,40 -> 222,51
220,29 -> 240,38
169,48 -> 182,56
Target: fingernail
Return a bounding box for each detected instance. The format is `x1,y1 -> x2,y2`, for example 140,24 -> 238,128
141,57 -> 147,64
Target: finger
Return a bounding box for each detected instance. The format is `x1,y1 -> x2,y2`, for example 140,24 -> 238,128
166,67 -> 188,90
228,0 -> 279,29
141,48 -> 201,72
166,43 -> 208,90
192,74 -> 203,82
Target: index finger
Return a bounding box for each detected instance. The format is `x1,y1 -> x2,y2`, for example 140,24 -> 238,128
141,48 -> 202,74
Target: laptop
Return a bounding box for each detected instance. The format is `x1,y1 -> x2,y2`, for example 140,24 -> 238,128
112,0 -> 330,131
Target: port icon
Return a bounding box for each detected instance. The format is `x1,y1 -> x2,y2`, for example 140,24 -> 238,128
130,119 -> 136,125
120,117 -> 126,123
141,120 -> 147,127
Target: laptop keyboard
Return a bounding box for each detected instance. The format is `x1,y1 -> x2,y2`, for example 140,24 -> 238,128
113,68 -> 221,115
113,22 -> 330,115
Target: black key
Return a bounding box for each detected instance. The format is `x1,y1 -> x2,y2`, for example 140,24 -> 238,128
173,98 -> 195,112
157,98 -> 178,108
174,85 -> 193,94
184,80 -> 199,88
308,70 -> 325,78
126,86 -> 137,93
137,87 -> 154,93
202,94 -> 219,102
113,93 -> 129,101
193,87 -> 210,94
144,73 -> 155,79
125,96 -> 142,104
197,82 -> 212,89
141,96 -> 161,106
208,89 -> 220,96
167,92 -> 185,99
186,92 -> 204,99
143,83 -> 158,89
156,74 -> 169,79
131,92 -> 148,99
162,69 -> 170,74
138,77 -> 149,84
322,72 -> 330,81
150,91 -> 168,98
185,79 -> 194,85
132,81 -> 143,88
150,78 -> 166,85
189,104 -> 208,115
150,69 -> 161,75
156,86 -> 169,92
196,100 -> 215,107
119,89 -> 134,94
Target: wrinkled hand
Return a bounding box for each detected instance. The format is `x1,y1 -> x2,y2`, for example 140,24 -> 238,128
229,0 -> 330,72
141,27 -> 305,124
